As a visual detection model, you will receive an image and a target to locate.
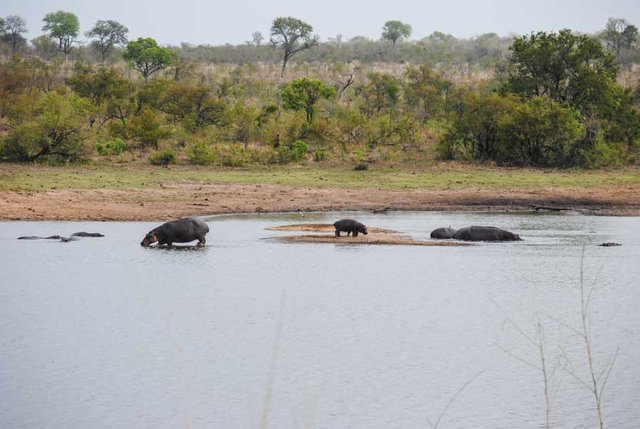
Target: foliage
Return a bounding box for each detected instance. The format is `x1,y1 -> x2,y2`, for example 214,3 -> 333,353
600,17 -> 638,65
2,15 -> 27,54
1,91 -> 88,161
141,79 -> 226,132
357,73 -> 400,117
270,17 -> 318,77
404,65 -> 453,121
441,93 -> 587,166
86,20 -> 128,63
187,141 -> 216,165
281,77 -> 336,123
42,10 -> 79,60
96,138 -> 126,155
123,37 -> 176,83
148,149 -> 176,166
381,20 -> 412,46
506,30 -> 619,115
127,107 -> 167,149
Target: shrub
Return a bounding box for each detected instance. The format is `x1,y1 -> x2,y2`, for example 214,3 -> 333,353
96,138 -> 126,156
313,150 -> 327,162
148,150 -> 176,166
187,141 -> 216,165
354,162 -> 369,171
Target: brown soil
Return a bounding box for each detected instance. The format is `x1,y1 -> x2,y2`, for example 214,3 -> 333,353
1,182 -> 639,221
267,223 -> 469,246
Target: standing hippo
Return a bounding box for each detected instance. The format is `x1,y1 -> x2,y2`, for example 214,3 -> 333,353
452,226 -> 521,242
430,227 -> 457,239
141,218 -> 209,247
334,219 -> 368,237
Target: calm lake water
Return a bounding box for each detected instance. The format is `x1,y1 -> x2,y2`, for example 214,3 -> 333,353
1,212 -> 639,428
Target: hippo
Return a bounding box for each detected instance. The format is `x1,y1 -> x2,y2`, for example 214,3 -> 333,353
71,232 -> 105,237
452,226 -> 522,242
141,217 -> 209,247
18,235 -> 62,240
430,227 -> 457,239
334,219 -> 368,237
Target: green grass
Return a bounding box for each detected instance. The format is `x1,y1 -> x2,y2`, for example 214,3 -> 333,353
1,163 -> 639,192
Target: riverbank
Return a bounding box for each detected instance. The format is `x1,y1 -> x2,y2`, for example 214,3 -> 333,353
1,164 -> 639,220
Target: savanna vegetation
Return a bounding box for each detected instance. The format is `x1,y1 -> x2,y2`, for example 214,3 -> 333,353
1,12 -> 639,170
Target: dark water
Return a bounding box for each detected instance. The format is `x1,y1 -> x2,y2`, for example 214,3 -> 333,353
1,212 -> 639,428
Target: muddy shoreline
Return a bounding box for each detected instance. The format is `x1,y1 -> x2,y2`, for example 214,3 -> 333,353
1,183 -> 639,220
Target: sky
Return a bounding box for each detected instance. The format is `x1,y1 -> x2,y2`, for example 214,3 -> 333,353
2,0 -> 639,46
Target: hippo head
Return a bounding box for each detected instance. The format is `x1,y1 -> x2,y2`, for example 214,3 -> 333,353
361,225 -> 368,235
140,232 -> 158,247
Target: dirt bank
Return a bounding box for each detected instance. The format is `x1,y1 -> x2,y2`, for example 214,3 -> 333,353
1,182 -> 639,220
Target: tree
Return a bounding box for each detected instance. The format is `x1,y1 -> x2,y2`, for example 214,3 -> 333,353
381,20 -> 412,46
86,20 -> 129,63
281,77 -> 336,123
3,15 -> 28,54
1,91 -> 89,161
270,17 -> 318,77
600,17 -> 638,64
358,72 -> 400,117
506,30 -> 618,115
42,10 -> 79,61
404,65 -> 452,121
251,31 -> 263,46
123,37 -> 176,83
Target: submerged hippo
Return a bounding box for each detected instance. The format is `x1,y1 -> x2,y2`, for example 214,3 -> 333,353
71,232 -> 105,237
141,217 -> 209,247
334,219 -> 368,237
430,227 -> 457,239
453,226 -> 521,242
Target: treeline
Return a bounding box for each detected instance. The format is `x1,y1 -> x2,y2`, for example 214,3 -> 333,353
0,12 -> 639,168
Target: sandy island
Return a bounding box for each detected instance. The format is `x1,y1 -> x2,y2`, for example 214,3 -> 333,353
1,182 -> 639,220
266,223 -> 469,246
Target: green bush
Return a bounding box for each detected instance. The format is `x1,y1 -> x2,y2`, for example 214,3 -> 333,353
313,150 -> 327,162
96,138 -> 126,156
289,140 -> 308,161
187,141 -> 216,165
148,150 -> 176,166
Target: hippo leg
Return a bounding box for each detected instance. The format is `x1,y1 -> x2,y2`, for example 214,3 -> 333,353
335,230 -> 340,237
353,231 -> 359,237
347,231 -> 352,236
197,237 -> 206,246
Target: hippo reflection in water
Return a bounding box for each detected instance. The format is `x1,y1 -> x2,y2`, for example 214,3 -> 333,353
141,218 -> 209,247
430,226 -> 522,242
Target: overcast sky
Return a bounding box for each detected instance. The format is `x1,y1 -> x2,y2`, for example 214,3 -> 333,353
2,0 -> 638,46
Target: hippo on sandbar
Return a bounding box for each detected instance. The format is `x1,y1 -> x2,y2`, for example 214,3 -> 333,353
141,217 -> 209,247
334,219 -> 368,237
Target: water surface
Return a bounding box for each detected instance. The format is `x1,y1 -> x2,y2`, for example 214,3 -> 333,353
1,212 -> 639,428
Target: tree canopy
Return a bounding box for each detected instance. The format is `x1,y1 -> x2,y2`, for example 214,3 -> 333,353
601,17 -> 639,64
506,29 -> 618,114
270,17 -> 318,77
3,15 -> 28,54
281,77 -> 336,123
381,20 -> 412,46
122,37 -> 176,83
42,10 -> 79,61
86,20 -> 129,63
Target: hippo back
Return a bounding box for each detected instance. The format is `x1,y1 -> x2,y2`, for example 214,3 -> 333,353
430,227 -> 457,239
453,226 -> 521,241
153,218 -> 209,243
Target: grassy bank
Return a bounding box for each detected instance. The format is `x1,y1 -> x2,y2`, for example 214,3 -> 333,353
1,163 -> 639,192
